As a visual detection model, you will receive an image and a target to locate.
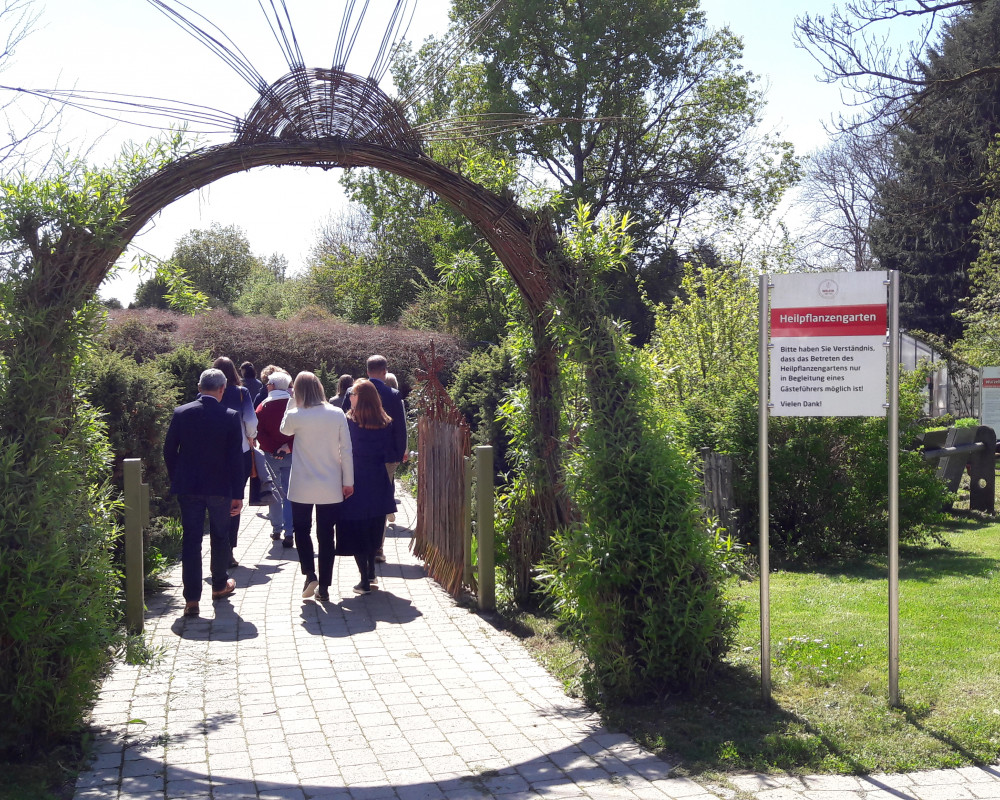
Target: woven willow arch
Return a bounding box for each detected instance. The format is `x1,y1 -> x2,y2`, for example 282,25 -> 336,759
32,62 -> 571,597
236,67 -> 423,154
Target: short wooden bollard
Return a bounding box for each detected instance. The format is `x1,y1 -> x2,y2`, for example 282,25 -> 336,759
463,455 -> 474,589
475,445 -> 495,611
123,459 -> 150,634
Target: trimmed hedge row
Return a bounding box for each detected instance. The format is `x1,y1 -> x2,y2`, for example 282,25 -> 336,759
102,309 -> 470,395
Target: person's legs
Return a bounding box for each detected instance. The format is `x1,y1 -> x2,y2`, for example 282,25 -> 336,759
178,495 -> 207,602
345,517 -> 372,593
276,457 -> 294,541
353,553 -> 367,585
377,463 -> 399,560
229,449 -> 252,550
264,452 -> 288,539
315,503 -> 338,590
367,515 -> 385,583
206,495 -> 233,593
292,501 -> 316,578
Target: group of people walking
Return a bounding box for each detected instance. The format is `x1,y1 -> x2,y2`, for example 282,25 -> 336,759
163,354 -> 408,617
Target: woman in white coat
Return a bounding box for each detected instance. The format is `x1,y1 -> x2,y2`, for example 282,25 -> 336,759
280,372 -> 354,601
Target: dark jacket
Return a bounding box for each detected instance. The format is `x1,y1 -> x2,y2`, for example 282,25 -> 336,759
163,395 -> 245,499
243,377 -> 263,406
343,377 -> 407,462
339,421 -> 396,521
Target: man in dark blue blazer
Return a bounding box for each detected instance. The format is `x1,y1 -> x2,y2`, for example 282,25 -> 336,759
164,368 -> 245,617
343,354 -> 407,562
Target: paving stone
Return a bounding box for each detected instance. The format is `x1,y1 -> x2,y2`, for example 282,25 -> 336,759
911,785 -> 974,800
73,498 -> 1000,800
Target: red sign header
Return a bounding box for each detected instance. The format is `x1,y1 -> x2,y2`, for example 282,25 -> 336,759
984,378 -> 1000,388
771,304 -> 887,337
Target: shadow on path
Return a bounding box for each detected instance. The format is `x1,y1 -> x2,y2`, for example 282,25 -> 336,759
170,599 -> 259,641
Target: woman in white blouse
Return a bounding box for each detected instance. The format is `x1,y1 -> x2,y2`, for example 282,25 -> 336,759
280,372 -> 354,602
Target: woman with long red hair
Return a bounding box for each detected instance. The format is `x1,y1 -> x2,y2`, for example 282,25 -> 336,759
338,379 -> 397,594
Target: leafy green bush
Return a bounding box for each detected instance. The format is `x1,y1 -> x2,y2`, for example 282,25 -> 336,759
99,316 -> 173,362
725,384 -> 950,561
0,138 -> 191,755
649,265 -> 952,563
0,398 -> 120,756
539,207 -> 734,700
81,347 -> 178,517
103,309 -> 470,396
542,346 -> 735,699
154,343 -> 213,404
448,343 -> 518,476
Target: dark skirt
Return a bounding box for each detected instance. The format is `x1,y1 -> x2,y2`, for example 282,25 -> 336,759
336,516 -> 385,556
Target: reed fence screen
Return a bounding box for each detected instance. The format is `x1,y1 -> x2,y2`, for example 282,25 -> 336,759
411,345 -> 472,596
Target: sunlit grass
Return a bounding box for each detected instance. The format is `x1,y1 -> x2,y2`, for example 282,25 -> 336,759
514,515 -> 1000,775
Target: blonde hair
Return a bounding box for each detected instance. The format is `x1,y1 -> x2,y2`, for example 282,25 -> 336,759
260,364 -> 281,383
347,379 -> 391,429
292,371 -> 327,408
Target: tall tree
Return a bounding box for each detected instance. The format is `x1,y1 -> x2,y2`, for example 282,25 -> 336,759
170,223 -> 258,308
795,0 -> 985,131
339,51 -> 522,341
798,129 -> 890,271
955,135 -> 1000,365
303,204 -> 429,325
866,1 -> 1000,341
0,0 -> 53,177
449,0 -> 798,341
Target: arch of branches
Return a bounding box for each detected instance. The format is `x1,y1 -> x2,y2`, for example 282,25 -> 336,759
18,67 -> 581,594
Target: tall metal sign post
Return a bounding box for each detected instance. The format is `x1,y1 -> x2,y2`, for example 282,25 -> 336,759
759,271 -> 900,705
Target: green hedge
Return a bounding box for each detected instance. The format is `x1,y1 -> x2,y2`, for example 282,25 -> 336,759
724,368 -> 952,562
81,347 -> 179,518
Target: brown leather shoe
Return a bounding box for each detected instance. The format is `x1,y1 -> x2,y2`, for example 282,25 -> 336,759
183,601 -> 200,617
211,578 -> 236,600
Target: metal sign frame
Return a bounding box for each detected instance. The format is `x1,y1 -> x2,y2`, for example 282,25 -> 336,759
758,271 -> 900,706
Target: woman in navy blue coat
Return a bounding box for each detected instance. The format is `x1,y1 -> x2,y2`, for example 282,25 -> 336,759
338,379 -> 396,594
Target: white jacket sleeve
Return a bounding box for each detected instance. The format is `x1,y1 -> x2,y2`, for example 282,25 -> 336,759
339,414 -> 354,487
241,388 -> 258,439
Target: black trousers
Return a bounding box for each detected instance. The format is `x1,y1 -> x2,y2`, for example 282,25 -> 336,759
291,501 -> 339,588
179,494 -> 232,601
345,515 -> 386,587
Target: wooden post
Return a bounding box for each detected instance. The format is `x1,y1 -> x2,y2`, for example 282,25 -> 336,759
970,426 -> 997,513
123,459 -> 150,634
464,455 -> 474,588
475,446 -> 495,611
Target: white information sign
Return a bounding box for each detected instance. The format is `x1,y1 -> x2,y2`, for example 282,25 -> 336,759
982,367 -> 1000,431
770,272 -> 888,417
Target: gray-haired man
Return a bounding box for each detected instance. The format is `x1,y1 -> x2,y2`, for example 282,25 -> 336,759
164,368 -> 245,617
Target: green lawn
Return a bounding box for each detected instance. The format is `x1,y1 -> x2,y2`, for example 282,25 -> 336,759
599,516 -> 1000,775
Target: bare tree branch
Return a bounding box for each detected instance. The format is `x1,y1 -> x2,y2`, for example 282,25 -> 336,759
796,127 -> 892,270
794,0 -> 981,130
0,0 -> 63,177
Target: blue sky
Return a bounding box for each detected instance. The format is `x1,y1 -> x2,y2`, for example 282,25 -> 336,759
700,0 -> 846,154
5,0 -> 849,303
